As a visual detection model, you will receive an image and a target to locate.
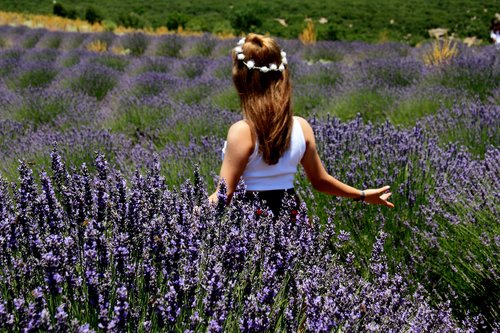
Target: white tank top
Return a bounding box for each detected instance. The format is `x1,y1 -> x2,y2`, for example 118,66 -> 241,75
222,116 -> 306,191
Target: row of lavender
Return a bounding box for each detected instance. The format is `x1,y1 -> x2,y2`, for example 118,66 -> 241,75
0,25 -> 499,330
0,140 -> 495,332
0,103 -> 498,331
0,27 -> 498,179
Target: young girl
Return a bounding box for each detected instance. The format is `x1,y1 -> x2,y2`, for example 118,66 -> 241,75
209,33 -> 393,217
490,19 -> 500,49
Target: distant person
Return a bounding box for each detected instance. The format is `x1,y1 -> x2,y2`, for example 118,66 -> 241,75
490,19 -> 500,49
209,33 -> 394,218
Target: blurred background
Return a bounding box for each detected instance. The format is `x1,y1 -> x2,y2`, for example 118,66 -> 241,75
0,0 -> 498,45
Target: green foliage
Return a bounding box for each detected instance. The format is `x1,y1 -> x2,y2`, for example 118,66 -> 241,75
52,2 -> 77,19
212,20 -> 234,36
21,31 -> 43,49
155,35 -> 183,57
117,12 -> 149,29
102,19 -> 117,32
0,37 -> 7,48
303,45 -> 344,63
436,118 -> 500,158
189,35 -> 218,57
230,2 -> 263,34
42,34 -> 63,49
108,105 -> 173,141
317,23 -> 345,41
133,59 -> 171,75
119,32 -> 149,56
177,60 -> 205,79
292,88 -> 329,117
8,68 -> 57,89
59,53 -> 81,67
388,97 -> 450,128
85,6 -> 104,24
418,199 -> 500,323
436,58 -> 500,101
210,88 -> 240,112
296,64 -> 344,87
2,0 -> 498,43
68,67 -> 118,101
166,12 -> 188,30
173,83 -> 213,105
155,116 -> 228,146
52,3 -> 65,17
324,89 -> 394,123
89,54 -> 130,71
10,99 -> 66,127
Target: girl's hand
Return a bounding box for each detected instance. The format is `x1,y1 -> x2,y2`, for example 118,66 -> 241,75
363,186 -> 394,208
208,192 -> 218,205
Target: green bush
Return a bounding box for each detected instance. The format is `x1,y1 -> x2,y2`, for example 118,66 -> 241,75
212,20 -> 234,36
9,68 -> 58,89
68,65 -> 118,101
90,54 -> 130,71
230,4 -> 263,34
119,32 -> 150,56
118,12 -> 149,29
155,35 -> 183,57
166,13 -> 188,30
0,37 -> 7,48
22,31 -> 43,49
102,19 -> 117,31
189,35 -> 218,57
2,0 -> 498,43
85,6 -> 104,24
52,3 -> 77,19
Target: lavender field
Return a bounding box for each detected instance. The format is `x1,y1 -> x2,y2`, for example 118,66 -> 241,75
0,25 -> 499,331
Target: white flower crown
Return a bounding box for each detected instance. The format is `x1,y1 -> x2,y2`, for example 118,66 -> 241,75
234,37 -> 287,73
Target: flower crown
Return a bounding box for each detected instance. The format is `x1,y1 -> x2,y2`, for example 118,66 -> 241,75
234,37 -> 287,73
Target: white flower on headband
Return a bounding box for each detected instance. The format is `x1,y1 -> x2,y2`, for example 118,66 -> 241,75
233,39 -> 287,73
281,51 -> 288,65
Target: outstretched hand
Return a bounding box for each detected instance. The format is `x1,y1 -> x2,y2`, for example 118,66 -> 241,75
364,185 -> 394,208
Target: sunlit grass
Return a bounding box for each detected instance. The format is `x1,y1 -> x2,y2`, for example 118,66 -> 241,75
388,97 -> 452,127
323,89 -> 394,123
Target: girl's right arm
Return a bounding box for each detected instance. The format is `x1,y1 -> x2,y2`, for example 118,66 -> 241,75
209,120 -> 254,204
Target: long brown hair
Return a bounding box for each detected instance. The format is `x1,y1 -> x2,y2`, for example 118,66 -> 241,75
232,33 -> 293,165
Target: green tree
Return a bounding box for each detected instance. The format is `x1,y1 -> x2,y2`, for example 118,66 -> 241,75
230,4 -> 263,34
52,3 -> 77,19
53,3 -> 66,17
166,13 -> 188,30
118,12 -> 149,29
85,6 -> 104,24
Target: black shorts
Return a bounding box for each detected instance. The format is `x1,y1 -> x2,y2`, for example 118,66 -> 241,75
244,188 -> 300,219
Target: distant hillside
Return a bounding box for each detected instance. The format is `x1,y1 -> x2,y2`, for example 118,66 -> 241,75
0,0 -> 497,44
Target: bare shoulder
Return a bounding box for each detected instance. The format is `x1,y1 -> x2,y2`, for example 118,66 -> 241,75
229,119 -> 251,132
227,120 -> 252,140
226,120 -> 254,151
294,116 -> 315,142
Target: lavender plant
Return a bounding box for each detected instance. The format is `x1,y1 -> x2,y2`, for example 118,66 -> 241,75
0,26 -> 498,329
154,34 -> 184,58
117,32 -> 150,57
0,152 -> 485,331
